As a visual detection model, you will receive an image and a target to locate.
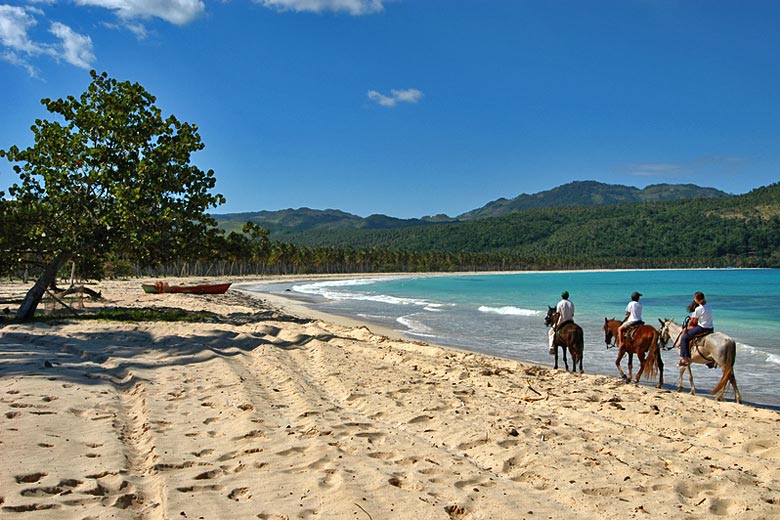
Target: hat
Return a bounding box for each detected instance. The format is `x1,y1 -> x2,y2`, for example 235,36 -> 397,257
561,291 -> 569,299
631,291 -> 642,300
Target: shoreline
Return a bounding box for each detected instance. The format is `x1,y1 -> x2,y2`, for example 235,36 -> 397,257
237,271 -> 780,410
1,277 -> 779,519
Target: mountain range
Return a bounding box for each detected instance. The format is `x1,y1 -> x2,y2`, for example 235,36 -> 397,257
214,181 -> 729,238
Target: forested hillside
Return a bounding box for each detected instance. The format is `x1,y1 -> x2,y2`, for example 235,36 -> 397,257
265,183 -> 780,267
457,181 -> 728,220
214,181 -> 727,237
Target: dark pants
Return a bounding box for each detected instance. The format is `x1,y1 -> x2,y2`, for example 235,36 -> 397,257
680,325 -> 713,358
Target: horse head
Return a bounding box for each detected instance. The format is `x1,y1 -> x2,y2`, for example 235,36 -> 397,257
603,317 -> 615,346
544,306 -> 556,327
658,318 -> 675,348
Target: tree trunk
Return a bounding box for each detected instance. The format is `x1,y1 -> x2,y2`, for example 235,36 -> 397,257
16,251 -> 72,322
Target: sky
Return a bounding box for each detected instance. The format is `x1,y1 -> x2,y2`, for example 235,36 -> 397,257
1,0 -> 779,219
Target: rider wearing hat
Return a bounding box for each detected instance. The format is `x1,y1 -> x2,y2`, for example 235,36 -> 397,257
548,291 -> 575,354
618,291 -> 643,348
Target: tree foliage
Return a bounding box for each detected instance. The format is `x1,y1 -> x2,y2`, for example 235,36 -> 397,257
1,70 -> 224,320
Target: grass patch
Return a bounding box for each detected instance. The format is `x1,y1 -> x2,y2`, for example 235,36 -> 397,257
1,307 -> 222,325
90,307 -> 222,323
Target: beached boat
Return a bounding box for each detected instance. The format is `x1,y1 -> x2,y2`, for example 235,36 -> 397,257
142,282 -> 232,295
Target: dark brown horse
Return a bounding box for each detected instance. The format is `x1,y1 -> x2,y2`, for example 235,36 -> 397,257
603,319 -> 663,386
544,306 -> 584,373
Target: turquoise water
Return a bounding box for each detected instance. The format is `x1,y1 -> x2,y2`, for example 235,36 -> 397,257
244,269 -> 780,408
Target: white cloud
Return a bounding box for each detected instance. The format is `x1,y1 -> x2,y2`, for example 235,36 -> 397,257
257,0 -> 384,15
50,22 -> 95,68
368,88 -> 423,107
0,5 -> 43,54
626,162 -> 683,176
73,0 -> 205,25
0,6 -> 96,74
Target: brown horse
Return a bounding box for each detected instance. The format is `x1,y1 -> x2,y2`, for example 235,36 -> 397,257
544,306 -> 584,373
658,319 -> 742,403
603,319 -> 663,386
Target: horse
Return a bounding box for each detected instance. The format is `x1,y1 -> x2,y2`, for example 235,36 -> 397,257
603,319 -> 663,386
657,319 -> 742,403
544,306 -> 584,373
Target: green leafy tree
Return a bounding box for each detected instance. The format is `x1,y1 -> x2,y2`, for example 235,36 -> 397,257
0,70 -> 225,320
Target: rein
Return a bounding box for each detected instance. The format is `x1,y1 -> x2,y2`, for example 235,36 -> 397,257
659,322 -> 681,351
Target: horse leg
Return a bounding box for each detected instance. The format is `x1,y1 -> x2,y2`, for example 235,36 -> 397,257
635,351 -> 646,384
561,345 -> 570,372
688,367 -> 696,396
730,372 -> 742,404
627,352 -> 634,381
677,366 -> 685,393
553,348 -> 559,370
656,352 -> 664,389
615,349 -> 628,381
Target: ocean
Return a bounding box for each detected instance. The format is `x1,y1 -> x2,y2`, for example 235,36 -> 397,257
243,269 -> 780,408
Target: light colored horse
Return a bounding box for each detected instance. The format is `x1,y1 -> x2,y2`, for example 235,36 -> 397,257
658,319 -> 742,403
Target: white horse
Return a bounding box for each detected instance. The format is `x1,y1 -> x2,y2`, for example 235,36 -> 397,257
658,319 -> 742,403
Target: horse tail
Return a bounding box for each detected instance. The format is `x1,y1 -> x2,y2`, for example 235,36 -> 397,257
643,326 -> 659,380
576,324 -> 585,360
710,337 -> 737,397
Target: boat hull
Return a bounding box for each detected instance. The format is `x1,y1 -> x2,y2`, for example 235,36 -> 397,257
142,282 -> 232,295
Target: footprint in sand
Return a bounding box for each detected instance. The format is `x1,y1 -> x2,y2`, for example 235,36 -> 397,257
15,472 -> 47,484
2,503 -> 61,512
193,469 -> 223,480
192,449 -> 214,458
388,475 -> 424,491
227,487 -> 251,501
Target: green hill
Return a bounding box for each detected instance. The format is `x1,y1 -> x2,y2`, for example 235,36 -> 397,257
253,183 -> 780,267
457,181 -> 728,220
214,181 -> 728,237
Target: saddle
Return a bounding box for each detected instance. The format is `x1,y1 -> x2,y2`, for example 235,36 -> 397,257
688,329 -> 713,348
623,321 -> 644,343
554,320 -> 575,340
676,330 -> 717,368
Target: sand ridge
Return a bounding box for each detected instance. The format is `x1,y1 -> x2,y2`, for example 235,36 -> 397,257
0,278 -> 779,519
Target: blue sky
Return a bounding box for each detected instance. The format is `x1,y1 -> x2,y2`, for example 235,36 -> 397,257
2,0 -> 779,218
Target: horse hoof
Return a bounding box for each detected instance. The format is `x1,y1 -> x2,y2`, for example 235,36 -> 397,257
677,387 -> 683,393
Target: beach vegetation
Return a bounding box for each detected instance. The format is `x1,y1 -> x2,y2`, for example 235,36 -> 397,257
0,71 -> 224,321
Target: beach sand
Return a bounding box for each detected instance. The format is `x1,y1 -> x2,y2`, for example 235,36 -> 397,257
1,277 -> 779,519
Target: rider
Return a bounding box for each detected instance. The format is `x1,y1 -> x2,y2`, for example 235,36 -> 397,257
618,291 -> 643,348
548,291 -> 575,354
679,291 -> 714,366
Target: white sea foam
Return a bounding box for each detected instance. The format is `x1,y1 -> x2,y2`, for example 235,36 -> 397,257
293,278 -> 432,307
478,305 -> 540,316
396,316 -> 437,338
767,354 -> 780,365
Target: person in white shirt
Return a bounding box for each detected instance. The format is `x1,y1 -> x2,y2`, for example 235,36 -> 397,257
548,291 -> 574,354
679,291 -> 714,366
618,291 -> 643,348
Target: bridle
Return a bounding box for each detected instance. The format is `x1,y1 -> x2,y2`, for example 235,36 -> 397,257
658,320 -> 682,351
604,320 -> 617,349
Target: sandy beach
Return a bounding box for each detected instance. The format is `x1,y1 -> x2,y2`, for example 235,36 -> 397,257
1,277 -> 779,519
